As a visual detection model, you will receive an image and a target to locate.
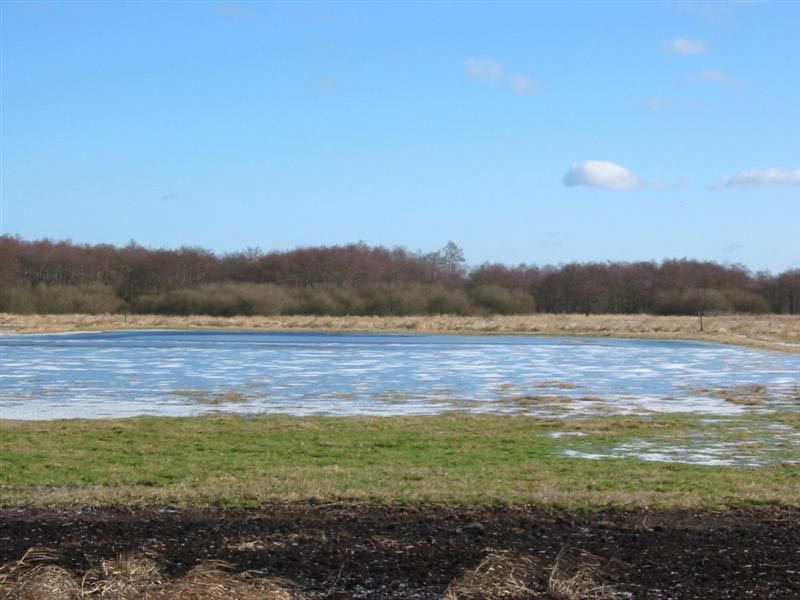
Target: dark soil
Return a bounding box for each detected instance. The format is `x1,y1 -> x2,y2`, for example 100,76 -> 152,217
1,504 -> 798,599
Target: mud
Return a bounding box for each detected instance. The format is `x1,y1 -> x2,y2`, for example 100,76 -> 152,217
1,504 -> 798,599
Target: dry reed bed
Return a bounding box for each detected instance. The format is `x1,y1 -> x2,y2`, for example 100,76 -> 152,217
1,547 -> 620,600
1,313 -> 798,353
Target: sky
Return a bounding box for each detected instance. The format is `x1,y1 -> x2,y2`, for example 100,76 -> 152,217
1,1 -> 798,273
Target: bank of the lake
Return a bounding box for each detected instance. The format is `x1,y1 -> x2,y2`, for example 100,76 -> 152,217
2,313 -> 799,353
1,414 -> 798,509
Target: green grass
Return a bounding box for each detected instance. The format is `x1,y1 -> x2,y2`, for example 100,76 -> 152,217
0,415 -> 798,509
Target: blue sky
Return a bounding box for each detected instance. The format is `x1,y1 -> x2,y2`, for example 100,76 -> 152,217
1,1 -> 798,272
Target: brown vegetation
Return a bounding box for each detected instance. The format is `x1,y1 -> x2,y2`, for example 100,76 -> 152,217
443,548 -> 620,600
443,552 -> 546,600
686,384 -> 771,406
0,550 -> 309,600
2,313 -> 798,353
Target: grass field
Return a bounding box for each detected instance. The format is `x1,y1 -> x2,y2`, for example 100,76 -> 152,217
2,312 -> 799,353
1,414 -> 797,509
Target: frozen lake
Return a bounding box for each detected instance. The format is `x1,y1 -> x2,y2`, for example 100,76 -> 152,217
1,330 -> 798,420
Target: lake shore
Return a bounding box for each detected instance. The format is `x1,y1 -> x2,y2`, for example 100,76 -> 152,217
2,312 -> 799,353
3,414 -> 798,509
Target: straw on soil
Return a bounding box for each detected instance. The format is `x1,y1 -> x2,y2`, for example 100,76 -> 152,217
82,554 -> 162,598
443,551 -> 544,599
443,548 -> 621,600
156,561 -> 308,600
0,548 -> 79,600
1,566 -> 81,600
0,551 -> 309,600
547,548 -> 619,600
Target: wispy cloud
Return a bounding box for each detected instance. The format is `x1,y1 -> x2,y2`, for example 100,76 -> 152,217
712,168 -> 800,189
464,58 -> 504,82
673,2 -> 744,22
305,76 -> 340,93
508,74 -> 541,96
213,2 -> 256,21
640,95 -> 670,111
722,243 -> 745,255
465,58 -> 541,96
637,95 -> 704,112
668,37 -> 707,55
563,161 -> 642,191
650,178 -> 686,190
688,69 -> 742,86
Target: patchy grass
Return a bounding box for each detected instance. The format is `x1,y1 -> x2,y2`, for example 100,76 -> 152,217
171,389 -> 254,405
0,415 -> 797,509
496,394 -> 574,406
556,412 -> 800,468
2,313 -> 799,353
686,384 -> 769,406
534,381 -> 580,390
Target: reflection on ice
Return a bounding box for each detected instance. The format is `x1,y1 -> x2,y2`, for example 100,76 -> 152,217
1,330 -> 798,422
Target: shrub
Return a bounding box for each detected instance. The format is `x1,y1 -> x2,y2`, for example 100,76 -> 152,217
426,286 -> 472,315
0,286 -> 36,313
654,288 -> 734,315
469,284 -> 536,314
362,284 -> 430,316
0,283 -> 128,314
295,286 -> 347,315
133,283 -> 297,316
723,289 -> 769,313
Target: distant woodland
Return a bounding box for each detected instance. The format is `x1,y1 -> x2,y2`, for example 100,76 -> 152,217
1,237 -> 798,316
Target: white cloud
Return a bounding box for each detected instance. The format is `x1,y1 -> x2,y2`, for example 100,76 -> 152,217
464,58 -> 504,82
712,168 -> 800,189
668,37 -> 706,55
508,74 -> 541,95
563,161 -> 642,191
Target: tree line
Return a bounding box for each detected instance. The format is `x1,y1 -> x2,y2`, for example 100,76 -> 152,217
0,236 -> 798,316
